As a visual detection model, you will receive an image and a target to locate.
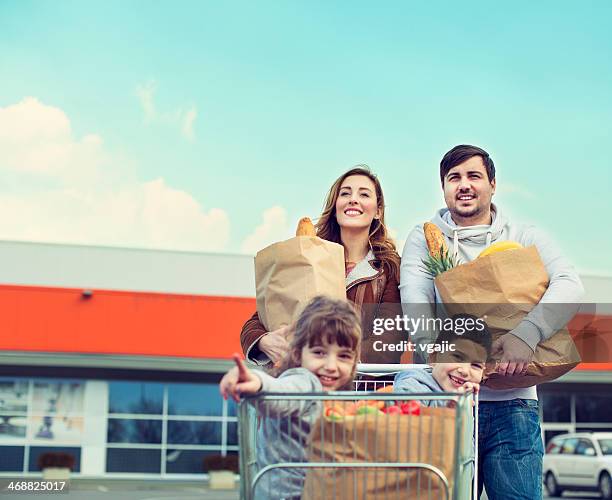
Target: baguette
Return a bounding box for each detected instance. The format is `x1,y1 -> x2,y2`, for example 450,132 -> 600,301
296,217 -> 316,237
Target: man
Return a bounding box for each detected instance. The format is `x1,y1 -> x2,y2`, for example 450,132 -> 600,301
400,145 -> 584,499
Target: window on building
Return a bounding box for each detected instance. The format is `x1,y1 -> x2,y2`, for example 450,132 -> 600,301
0,379 -> 29,443
167,383 -> 223,416
540,392 -> 571,423
106,448 -> 161,473
227,422 -> 238,447
166,449 -> 235,474
107,419 -> 162,444
0,380 -> 29,413
575,392 -> 612,423
0,415 -> 27,439
0,446 -> 24,472
166,421 -> 222,445
108,382 -> 164,415
227,399 -> 237,417
105,378 -> 234,475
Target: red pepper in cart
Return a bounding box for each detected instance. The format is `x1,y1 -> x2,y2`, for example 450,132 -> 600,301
384,405 -> 402,415
400,401 -> 421,415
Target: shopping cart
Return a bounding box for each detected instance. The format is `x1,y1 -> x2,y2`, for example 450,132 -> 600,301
238,364 -> 478,500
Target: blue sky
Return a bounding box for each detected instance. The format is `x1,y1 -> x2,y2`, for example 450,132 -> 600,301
1,1 -> 611,274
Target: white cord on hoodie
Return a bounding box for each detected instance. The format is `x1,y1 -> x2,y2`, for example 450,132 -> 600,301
452,229 -> 493,261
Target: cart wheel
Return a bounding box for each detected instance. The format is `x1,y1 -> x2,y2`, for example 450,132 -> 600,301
545,471 -> 562,497
600,472 -> 612,500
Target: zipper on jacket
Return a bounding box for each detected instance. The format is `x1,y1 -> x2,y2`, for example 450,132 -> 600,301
346,269 -> 383,293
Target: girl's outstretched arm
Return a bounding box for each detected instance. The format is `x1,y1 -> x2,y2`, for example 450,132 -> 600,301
220,354 -> 262,402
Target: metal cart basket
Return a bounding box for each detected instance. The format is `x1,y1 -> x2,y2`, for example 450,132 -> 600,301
238,364 -> 478,500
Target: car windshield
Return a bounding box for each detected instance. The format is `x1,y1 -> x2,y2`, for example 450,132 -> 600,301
598,439 -> 612,455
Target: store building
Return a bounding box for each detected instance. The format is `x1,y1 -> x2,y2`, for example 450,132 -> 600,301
0,240 -> 610,478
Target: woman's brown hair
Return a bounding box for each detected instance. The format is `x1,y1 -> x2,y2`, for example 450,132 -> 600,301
316,166 -> 400,281
274,296 -> 361,389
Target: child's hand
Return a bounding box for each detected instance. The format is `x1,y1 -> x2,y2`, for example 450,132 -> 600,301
447,382 -> 479,408
220,354 -> 262,402
457,381 -> 480,395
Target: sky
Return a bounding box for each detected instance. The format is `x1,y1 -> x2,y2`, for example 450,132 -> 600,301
1,0 -> 611,274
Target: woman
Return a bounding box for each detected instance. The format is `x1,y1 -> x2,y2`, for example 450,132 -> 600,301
240,166 -> 405,365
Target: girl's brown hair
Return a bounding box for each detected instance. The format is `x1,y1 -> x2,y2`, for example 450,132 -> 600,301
274,296 -> 361,389
316,166 -> 400,282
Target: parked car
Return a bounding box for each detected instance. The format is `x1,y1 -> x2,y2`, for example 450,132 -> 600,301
543,432 -> 612,499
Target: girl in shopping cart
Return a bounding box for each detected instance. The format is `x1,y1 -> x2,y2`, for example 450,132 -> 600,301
220,295 -> 361,500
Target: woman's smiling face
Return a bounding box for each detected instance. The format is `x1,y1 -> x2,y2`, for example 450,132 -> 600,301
334,175 -> 380,231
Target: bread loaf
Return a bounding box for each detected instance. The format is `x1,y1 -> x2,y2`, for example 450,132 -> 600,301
296,217 -> 316,237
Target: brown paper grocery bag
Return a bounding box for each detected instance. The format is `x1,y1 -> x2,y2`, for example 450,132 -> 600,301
255,236 -> 346,332
302,408 -> 456,500
434,246 -> 581,389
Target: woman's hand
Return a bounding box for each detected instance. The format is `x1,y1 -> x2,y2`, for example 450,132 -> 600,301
257,325 -> 291,365
220,354 -> 262,402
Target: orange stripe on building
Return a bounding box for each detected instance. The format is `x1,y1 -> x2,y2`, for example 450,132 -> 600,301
0,284 -> 255,359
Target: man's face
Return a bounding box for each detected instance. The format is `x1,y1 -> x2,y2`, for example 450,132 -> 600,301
443,156 -> 496,226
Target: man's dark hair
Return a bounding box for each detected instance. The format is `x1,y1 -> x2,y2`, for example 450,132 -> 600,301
435,314 -> 493,362
440,144 -> 496,186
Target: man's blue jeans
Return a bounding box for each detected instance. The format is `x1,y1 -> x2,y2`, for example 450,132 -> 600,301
478,399 -> 544,500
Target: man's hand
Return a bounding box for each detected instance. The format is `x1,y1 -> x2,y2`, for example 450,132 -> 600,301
492,333 -> 534,376
257,325 -> 291,365
220,354 -> 262,402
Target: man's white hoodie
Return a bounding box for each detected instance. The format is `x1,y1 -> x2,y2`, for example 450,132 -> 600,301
400,204 -> 584,401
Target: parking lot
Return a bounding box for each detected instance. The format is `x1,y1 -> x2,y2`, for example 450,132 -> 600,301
1,480 -> 603,500
0,480 -> 239,500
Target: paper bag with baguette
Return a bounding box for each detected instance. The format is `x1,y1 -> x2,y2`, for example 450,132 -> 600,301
421,222 -> 580,389
255,217 -> 346,332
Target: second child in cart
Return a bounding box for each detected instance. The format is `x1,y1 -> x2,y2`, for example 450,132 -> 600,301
394,317 -> 492,407
220,296 -> 361,500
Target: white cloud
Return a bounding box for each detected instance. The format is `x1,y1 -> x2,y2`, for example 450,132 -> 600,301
0,97 -> 104,180
135,80 -> 198,141
241,206 -> 291,254
0,97 -> 228,252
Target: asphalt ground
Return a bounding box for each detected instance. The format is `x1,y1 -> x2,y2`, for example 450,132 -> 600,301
0,478 -> 600,499
0,479 -> 239,500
